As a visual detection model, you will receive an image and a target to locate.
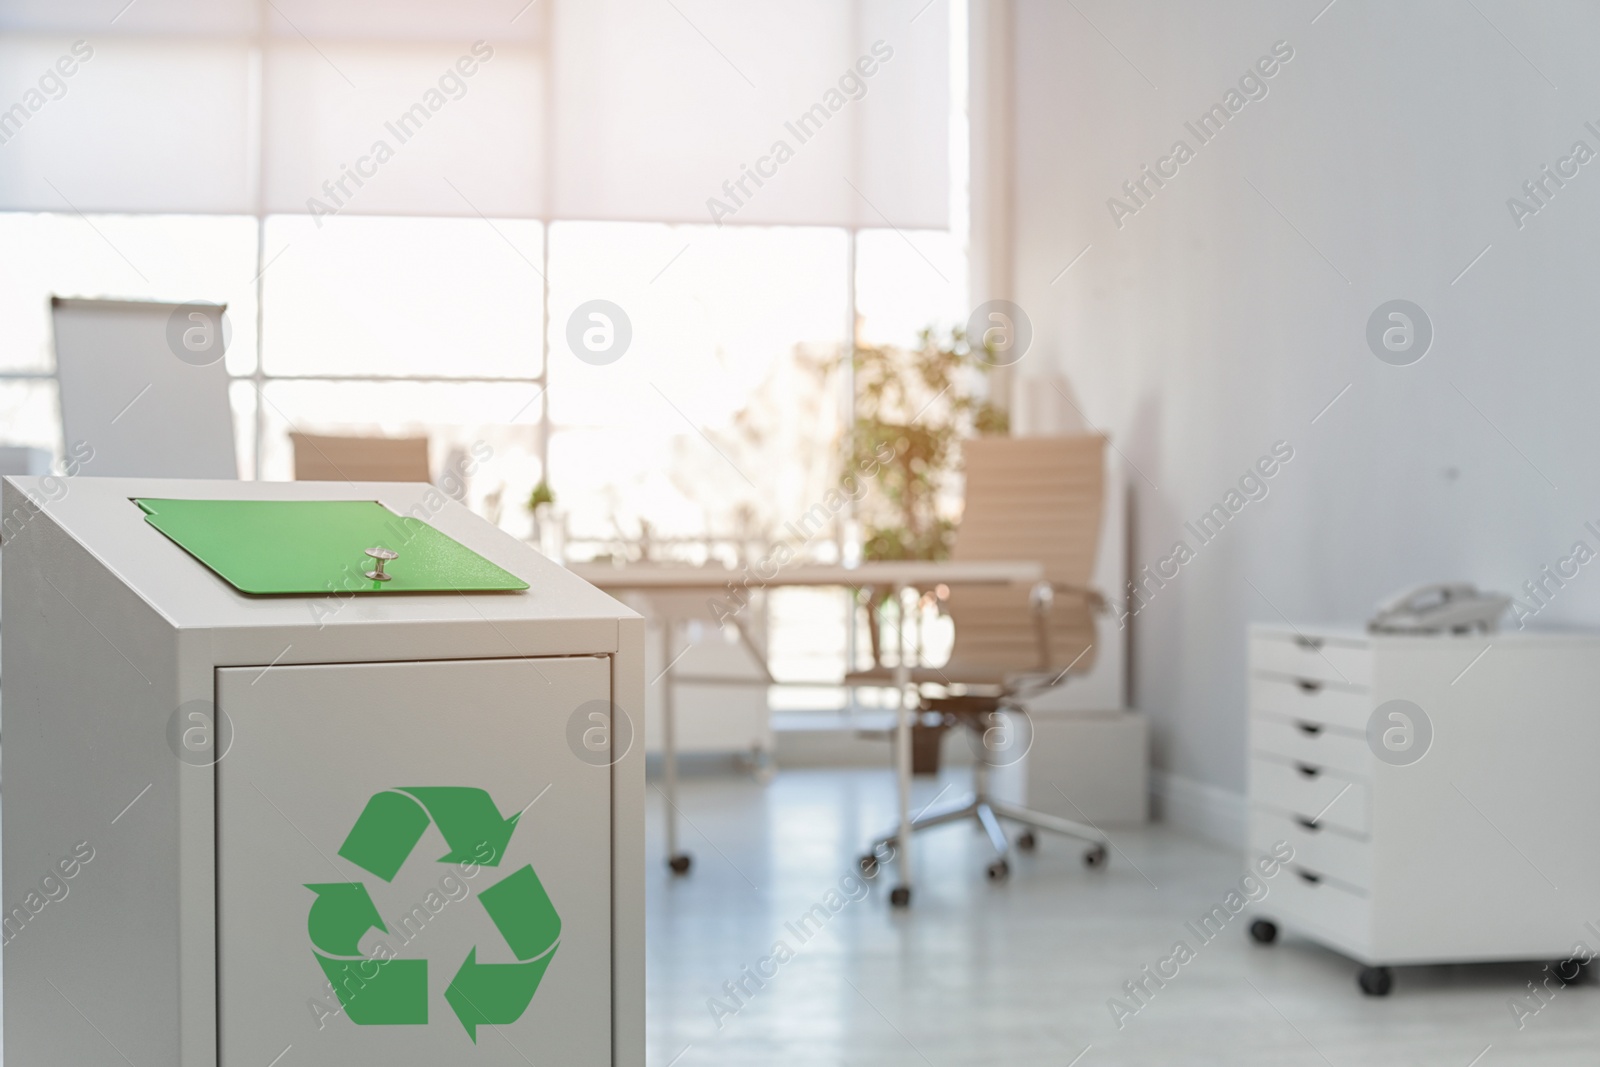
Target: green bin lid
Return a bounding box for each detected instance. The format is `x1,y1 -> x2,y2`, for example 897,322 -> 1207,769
135,498 -> 529,596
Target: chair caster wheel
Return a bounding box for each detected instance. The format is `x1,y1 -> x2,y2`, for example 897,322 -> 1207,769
1249,919 -> 1278,945
859,854 -> 879,877
987,859 -> 1010,881
1358,966 -> 1393,996
1083,843 -> 1107,868
668,854 -> 692,875
889,885 -> 912,907
1017,831 -> 1037,851
1555,957 -> 1591,984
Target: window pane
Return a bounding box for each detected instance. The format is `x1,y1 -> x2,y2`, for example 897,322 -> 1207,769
255,378 -> 543,536
229,379 -> 259,479
260,215 -> 543,379
546,221 -> 848,554
0,379 -> 62,461
854,227 -> 968,349
0,213 -> 259,374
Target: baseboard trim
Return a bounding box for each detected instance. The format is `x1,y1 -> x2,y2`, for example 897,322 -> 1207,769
1150,770 -> 1246,849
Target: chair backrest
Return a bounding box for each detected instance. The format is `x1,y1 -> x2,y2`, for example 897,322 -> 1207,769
291,433 -> 431,483
944,435 -> 1105,676
53,297 -> 238,478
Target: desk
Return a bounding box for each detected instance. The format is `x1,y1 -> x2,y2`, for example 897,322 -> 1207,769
570,560 -> 1043,903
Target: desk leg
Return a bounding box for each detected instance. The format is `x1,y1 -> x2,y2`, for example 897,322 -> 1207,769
891,581 -> 913,907
662,617 -> 691,875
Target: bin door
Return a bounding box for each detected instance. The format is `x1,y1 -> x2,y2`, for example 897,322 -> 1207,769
217,656 -> 612,1066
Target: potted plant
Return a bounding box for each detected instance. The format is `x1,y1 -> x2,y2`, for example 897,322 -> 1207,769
836,324 -> 1008,774
845,324 -> 1008,562
526,480 -> 562,560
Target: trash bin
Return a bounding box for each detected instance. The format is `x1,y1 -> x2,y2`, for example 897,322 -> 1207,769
1,478 -> 644,1066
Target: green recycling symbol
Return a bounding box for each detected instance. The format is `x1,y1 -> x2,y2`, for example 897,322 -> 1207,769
306,787 -> 560,1042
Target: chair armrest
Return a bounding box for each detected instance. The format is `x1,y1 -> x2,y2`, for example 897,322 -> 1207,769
1029,582 -> 1105,671
1033,581 -> 1106,612
858,587 -> 888,670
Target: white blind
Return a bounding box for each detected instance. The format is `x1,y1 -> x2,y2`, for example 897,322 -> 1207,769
0,35 -> 258,214
550,0 -> 949,228
260,41 -> 546,219
0,0 -> 948,229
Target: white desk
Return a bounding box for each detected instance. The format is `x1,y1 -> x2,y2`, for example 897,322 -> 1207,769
570,559 -> 1043,904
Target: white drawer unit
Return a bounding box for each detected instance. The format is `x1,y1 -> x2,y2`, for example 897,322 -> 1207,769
1,478 -> 646,1067
1250,808 -> 1371,892
1245,623 -> 1600,997
1249,675 -> 1370,732
1249,715 -> 1372,780
1259,854 -> 1371,947
1250,629 -> 1373,688
1249,755 -> 1368,835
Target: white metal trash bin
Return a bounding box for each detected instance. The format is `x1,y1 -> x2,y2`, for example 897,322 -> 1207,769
1,477 -> 644,1066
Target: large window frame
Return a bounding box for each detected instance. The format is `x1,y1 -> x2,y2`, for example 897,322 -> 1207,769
0,0 -> 969,520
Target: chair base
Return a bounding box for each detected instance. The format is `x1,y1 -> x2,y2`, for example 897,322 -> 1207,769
864,792 -> 1109,880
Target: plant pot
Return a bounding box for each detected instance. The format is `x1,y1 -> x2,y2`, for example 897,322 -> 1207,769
910,715 -> 950,776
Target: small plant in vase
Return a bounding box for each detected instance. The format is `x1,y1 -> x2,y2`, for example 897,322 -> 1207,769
525,480 -> 562,559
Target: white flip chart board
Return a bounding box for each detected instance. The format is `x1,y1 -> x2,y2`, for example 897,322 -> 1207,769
51,297 -> 238,478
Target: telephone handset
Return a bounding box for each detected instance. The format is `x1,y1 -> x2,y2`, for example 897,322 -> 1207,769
1367,582 -> 1511,635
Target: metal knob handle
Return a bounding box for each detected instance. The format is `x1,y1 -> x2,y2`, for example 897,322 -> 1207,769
364,546 -> 399,582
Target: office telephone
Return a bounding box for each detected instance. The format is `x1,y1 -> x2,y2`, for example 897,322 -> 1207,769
1367,582 -> 1511,634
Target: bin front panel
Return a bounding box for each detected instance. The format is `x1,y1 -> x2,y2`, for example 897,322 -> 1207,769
217,656 -> 612,1066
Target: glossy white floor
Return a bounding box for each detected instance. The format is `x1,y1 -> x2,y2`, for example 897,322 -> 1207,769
646,766 -> 1600,1066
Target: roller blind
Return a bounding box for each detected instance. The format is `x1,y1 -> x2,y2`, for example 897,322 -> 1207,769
0,0 -> 949,228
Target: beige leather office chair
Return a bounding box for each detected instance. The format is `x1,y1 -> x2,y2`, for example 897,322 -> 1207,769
850,435 -> 1111,883
290,433 -> 431,483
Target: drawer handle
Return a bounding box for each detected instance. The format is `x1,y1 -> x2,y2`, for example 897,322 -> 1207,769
1295,721 -> 1323,737
1296,869 -> 1322,885
1294,815 -> 1322,832
1293,635 -> 1325,651
1296,679 -> 1323,694
1295,762 -> 1322,778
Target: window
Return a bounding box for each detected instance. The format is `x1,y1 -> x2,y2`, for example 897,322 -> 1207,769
0,0 -> 971,723
249,215 -> 546,521
547,221 -> 849,558
259,216 -> 544,380
0,216 -> 970,536
855,227 -> 969,350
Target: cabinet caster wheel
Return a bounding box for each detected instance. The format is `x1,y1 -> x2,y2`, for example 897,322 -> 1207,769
1358,966 -> 1393,996
1017,831 -> 1037,851
889,885 -> 912,908
1249,919 -> 1278,945
986,859 -> 1010,881
667,854 -> 692,875
1083,843 -> 1107,868
859,854 -> 879,877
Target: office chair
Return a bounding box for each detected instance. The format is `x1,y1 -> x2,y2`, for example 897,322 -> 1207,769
849,435 -> 1111,882
290,433 -> 431,483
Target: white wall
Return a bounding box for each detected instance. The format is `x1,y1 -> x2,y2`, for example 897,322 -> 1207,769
1008,0 -> 1600,811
